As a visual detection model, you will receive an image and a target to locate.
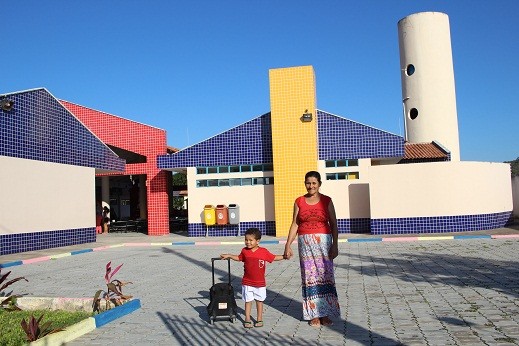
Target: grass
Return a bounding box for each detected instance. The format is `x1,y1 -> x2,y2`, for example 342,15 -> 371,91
0,309 -> 93,346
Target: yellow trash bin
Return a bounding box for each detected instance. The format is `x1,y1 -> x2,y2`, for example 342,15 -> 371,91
204,205 -> 216,225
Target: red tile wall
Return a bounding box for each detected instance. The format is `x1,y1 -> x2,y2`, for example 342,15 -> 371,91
61,100 -> 170,236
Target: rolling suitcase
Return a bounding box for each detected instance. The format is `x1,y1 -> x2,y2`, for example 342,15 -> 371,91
207,257 -> 237,324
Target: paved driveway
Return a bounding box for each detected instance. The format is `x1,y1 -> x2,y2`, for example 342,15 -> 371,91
6,237 -> 519,345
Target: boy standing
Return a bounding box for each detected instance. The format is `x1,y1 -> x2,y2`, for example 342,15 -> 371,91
221,228 -> 285,328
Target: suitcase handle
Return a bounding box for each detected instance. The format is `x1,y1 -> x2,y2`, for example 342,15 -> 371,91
211,257 -> 232,286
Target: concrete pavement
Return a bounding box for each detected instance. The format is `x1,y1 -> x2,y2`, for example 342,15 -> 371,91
2,225 -> 519,345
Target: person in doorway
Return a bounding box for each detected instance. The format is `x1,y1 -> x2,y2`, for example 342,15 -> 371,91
101,206 -> 110,234
220,228 -> 285,328
95,201 -> 103,234
283,171 -> 341,327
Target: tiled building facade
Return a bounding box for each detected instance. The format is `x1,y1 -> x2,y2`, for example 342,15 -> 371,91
0,89 -> 124,255
61,101 -> 170,236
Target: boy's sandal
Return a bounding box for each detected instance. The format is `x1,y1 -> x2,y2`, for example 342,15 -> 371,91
243,321 -> 253,328
254,321 -> 264,328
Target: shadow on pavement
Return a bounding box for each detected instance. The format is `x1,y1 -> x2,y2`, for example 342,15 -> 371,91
156,311 -> 401,346
159,247 -> 401,345
336,249 -> 519,299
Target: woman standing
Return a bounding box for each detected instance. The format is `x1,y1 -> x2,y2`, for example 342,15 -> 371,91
284,171 -> 340,327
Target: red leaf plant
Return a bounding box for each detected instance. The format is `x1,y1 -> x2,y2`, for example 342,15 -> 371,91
20,314 -> 63,342
93,261 -> 133,313
0,268 -> 28,311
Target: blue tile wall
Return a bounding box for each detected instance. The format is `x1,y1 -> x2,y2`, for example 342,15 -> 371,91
0,89 -> 124,171
337,218 -> 371,234
0,228 -> 96,256
371,211 -> 512,235
317,110 -> 404,160
188,221 -> 276,237
158,113 -> 272,169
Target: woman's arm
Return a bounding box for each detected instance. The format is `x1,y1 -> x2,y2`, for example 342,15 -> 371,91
283,202 -> 300,260
328,199 -> 339,259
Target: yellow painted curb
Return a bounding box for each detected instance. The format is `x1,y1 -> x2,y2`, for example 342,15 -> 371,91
50,253 -> 72,259
30,317 -> 96,346
418,236 -> 454,241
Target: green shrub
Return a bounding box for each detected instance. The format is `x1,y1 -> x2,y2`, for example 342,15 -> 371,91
0,309 -> 92,345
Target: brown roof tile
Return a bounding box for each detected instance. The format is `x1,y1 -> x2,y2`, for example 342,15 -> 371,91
403,142 -> 448,159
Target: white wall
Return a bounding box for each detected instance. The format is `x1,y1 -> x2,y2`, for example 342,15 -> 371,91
512,175 -> 519,218
0,156 -> 95,234
369,161 -> 512,218
186,167 -> 275,223
319,158 -> 371,219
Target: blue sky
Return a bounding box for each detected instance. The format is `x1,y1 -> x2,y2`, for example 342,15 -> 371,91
4,1 -> 518,162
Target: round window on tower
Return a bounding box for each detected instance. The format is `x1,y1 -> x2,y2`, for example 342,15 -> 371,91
406,64 -> 415,76
409,108 -> 418,120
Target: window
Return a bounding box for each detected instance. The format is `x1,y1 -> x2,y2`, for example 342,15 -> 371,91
218,166 -> 229,173
196,176 -> 275,188
230,178 -> 241,186
409,108 -> 418,120
207,167 -> 217,174
242,178 -> 252,185
324,159 -> 358,167
326,172 -> 359,180
196,168 -> 207,174
219,179 -> 230,187
406,64 -> 415,76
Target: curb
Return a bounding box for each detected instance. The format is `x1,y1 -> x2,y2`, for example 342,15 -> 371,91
29,299 -> 141,346
2,234 -> 519,269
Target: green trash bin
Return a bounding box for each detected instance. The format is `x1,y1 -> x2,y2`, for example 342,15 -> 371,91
204,205 -> 216,225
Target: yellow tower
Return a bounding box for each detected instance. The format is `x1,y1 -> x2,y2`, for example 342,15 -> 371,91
269,66 -> 318,237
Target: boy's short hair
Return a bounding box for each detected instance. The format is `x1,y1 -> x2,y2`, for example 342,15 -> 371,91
245,228 -> 262,240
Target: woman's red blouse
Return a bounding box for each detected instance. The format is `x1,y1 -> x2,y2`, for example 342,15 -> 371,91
296,194 -> 332,235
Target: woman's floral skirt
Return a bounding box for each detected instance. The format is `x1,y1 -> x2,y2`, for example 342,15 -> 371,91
298,233 -> 341,320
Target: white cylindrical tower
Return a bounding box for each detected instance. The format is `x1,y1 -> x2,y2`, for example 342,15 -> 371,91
398,12 -> 460,161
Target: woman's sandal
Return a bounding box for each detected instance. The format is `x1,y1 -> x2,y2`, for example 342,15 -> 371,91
243,321 -> 253,328
309,318 -> 321,327
320,316 -> 334,326
254,321 -> 264,328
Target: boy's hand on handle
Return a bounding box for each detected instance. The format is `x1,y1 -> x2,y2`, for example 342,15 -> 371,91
220,254 -> 228,259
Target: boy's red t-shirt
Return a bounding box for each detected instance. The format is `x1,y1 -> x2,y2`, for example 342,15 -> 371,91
238,247 -> 276,287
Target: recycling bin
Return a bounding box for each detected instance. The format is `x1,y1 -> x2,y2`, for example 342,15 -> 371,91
204,205 -> 216,225
228,204 -> 239,225
216,204 -> 228,225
